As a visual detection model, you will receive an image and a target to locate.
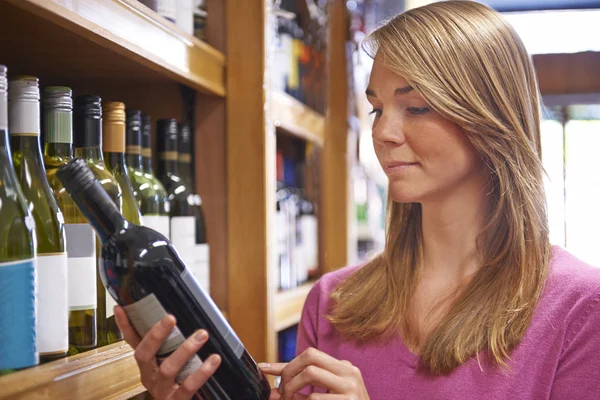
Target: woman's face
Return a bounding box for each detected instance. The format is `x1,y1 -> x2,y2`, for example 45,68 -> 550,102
367,56 -> 486,205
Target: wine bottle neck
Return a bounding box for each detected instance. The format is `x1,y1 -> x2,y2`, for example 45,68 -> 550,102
157,155 -> 178,177
126,152 -> 142,169
104,151 -> 128,173
142,156 -> 154,174
74,146 -> 105,162
11,135 -> 45,167
44,142 -> 73,160
70,176 -> 128,243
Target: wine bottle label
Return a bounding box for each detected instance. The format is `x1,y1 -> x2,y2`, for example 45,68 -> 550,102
0,258 -> 37,370
180,269 -> 245,359
65,224 -> 97,311
195,243 -> 210,294
37,253 -> 69,355
124,293 -> 203,382
171,216 -> 202,282
142,215 -> 170,239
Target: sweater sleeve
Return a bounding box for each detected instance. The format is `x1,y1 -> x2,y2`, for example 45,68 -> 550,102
550,289 -> 600,400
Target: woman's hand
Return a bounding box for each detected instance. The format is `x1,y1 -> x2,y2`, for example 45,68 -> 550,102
114,305 -> 221,400
259,347 -> 370,400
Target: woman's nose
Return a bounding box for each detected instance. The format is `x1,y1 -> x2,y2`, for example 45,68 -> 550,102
372,115 -> 406,147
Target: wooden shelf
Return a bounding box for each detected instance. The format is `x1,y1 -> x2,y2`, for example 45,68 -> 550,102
0,342 -> 144,400
271,91 -> 325,146
1,0 -> 225,96
274,281 -> 316,332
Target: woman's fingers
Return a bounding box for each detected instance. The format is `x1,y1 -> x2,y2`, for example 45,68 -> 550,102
282,365 -> 346,397
280,348 -> 348,389
133,314 -> 177,388
172,354 -> 222,400
114,306 -> 142,349
152,330 -> 209,399
258,362 -> 288,376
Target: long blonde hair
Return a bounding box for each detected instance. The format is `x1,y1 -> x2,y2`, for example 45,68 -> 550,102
328,1 -> 550,374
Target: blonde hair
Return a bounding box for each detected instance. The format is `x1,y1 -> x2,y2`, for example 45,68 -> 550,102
328,1 -> 550,374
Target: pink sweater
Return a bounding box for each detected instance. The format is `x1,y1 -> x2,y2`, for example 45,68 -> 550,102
297,246 -> 600,399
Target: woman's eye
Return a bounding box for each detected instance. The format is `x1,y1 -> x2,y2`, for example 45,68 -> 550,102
407,107 -> 430,115
369,108 -> 382,118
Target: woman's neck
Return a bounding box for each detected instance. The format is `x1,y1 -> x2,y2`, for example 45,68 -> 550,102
420,174 -> 491,284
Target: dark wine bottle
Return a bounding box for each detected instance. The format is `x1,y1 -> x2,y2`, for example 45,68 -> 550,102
57,158 -> 271,400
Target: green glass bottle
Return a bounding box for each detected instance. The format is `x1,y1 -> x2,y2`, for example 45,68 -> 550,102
0,65 -> 38,374
140,114 -> 171,238
157,119 -> 205,287
73,95 -> 123,346
101,102 -> 142,226
126,110 -> 169,238
9,76 -> 68,361
43,87 -> 97,354
178,122 -> 209,293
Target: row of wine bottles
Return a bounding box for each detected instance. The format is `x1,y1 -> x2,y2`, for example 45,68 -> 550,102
275,149 -> 319,291
273,0 -> 327,113
0,66 -> 208,373
138,0 -> 207,39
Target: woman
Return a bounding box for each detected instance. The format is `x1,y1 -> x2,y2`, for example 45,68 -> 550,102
115,1 -> 600,399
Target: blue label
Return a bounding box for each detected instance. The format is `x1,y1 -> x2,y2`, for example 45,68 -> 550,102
0,258 -> 38,370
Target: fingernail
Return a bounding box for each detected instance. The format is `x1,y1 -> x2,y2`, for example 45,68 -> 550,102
208,354 -> 221,367
162,315 -> 175,328
257,363 -> 270,369
194,330 -> 207,343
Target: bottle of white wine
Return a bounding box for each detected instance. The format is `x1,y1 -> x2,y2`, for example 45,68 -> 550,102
178,122 -> 209,293
126,110 -> 170,238
0,65 -> 38,374
57,158 -> 271,400
101,101 -> 142,226
43,86 -> 97,354
9,76 -> 68,361
157,119 -> 203,284
73,95 -> 123,346
140,114 -> 170,238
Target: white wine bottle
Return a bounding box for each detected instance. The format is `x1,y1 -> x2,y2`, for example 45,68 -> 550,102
9,76 -> 68,361
0,65 -> 38,374
73,95 -> 123,346
101,102 -> 142,227
57,158 -> 271,400
157,119 -> 203,286
178,122 -> 210,293
43,86 -> 97,354
126,110 -> 170,238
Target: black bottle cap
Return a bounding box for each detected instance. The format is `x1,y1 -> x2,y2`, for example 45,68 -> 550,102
156,118 -> 178,153
126,109 -> 142,147
57,158 -> 97,195
74,95 -> 102,148
178,122 -> 191,155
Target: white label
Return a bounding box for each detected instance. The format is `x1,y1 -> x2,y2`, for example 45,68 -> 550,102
65,224 -> 97,311
300,215 -> 318,275
142,215 -> 170,239
106,289 -> 117,319
170,216 -> 202,282
37,253 -> 69,355
68,257 -> 97,310
124,293 -> 203,382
